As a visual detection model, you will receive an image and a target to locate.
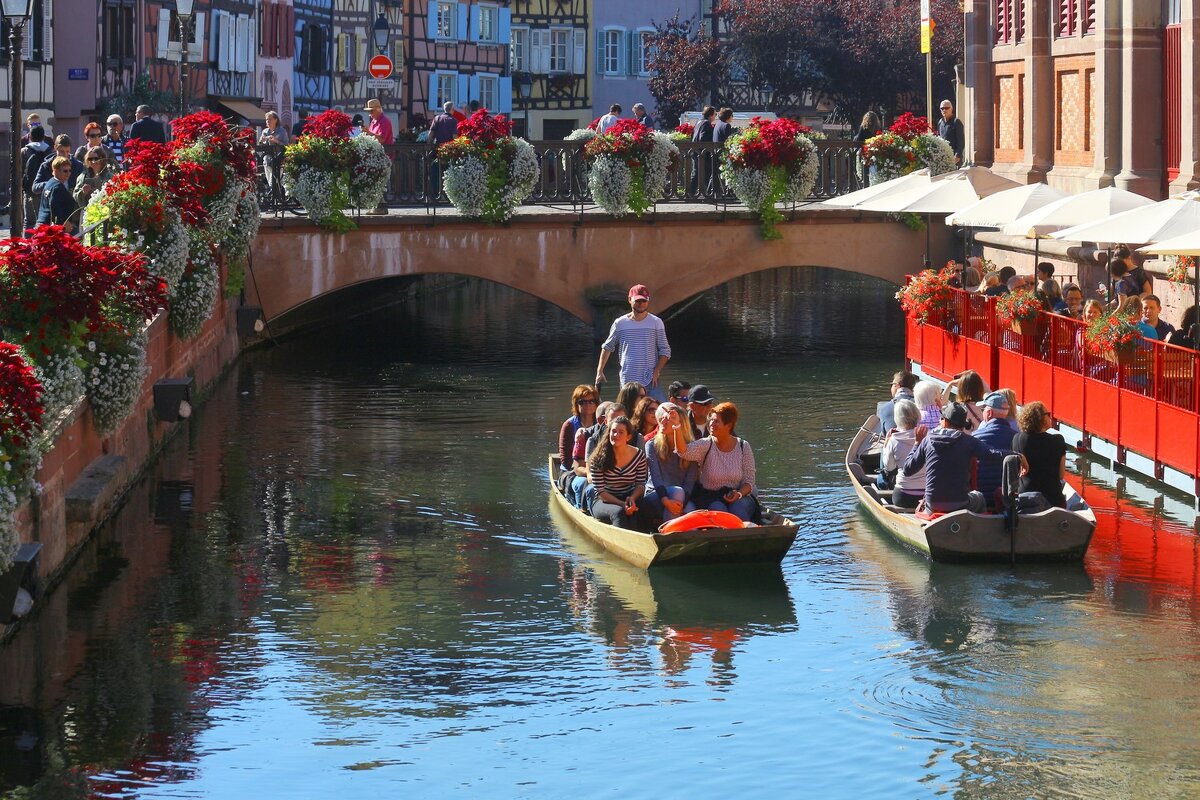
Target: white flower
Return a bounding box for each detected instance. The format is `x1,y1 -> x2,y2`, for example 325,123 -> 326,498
169,240 -> 220,340
564,129 -> 598,143
912,133 -> 956,176
348,136 -> 392,210
84,331 -> 149,436
284,166 -> 346,223
442,138 -> 537,223
221,188 -> 261,265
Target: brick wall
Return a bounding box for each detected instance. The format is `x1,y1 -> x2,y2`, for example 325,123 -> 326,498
1053,54 -> 1096,167
993,61 -> 1025,162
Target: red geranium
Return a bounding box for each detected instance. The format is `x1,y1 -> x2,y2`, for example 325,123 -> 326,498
304,109 -> 354,140
725,117 -> 811,170
456,109 -> 512,144
889,112 -> 930,140
897,262 -> 957,325
170,111 -> 257,184
673,122 -> 695,137
0,342 -> 44,452
583,119 -> 656,165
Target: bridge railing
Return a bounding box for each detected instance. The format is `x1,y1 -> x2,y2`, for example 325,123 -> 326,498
255,138 -> 866,213
909,286 -> 1200,490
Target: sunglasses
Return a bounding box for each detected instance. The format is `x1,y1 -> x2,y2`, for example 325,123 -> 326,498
578,398 -> 597,405
87,132 -> 101,137
87,157 -> 104,162
676,396 -> 689,403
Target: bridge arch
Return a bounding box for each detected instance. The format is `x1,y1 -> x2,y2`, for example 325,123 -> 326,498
248,210 -> 945,336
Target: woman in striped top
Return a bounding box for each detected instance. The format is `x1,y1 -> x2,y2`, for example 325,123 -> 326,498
587,416 -> 648,529
671,401 -> 758,521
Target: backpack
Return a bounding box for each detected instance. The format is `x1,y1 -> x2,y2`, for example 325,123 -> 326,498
23,148 -> 50,194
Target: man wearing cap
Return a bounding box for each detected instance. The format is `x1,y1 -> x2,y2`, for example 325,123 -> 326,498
972,392 -> 1019,507
363,98 -> 394,145
687,385 -> 716,439
902,401 -> 1024,514
596,284 -> 672,402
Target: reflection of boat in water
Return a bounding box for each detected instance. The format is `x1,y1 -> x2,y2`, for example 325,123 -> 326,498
548,455 -> 798,568
847,415 -> 1096,562
549,498 -> 797,632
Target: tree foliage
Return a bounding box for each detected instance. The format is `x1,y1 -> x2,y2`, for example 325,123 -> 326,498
676,0 -> 964,122
646,12 -> 727,130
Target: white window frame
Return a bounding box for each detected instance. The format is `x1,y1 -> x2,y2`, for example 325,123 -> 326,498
548,27 -> 569,73
434,0 -> 456,40
478,73 -> 498,111
510,25 -> 528,71
636,28 -> 654,76
477,3 -> 498,44
601,27 -> 623,76
435,70 -> 457,107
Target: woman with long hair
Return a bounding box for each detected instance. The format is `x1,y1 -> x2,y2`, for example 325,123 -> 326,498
643,403 -> 698,523
587,416 -> 648,529
670,401 -> 758,521
631,395 -> 660,440
1013,401 -> 1067,508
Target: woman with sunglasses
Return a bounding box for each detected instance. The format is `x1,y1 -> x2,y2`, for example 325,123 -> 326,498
559,384 -> 599,476
74,123 -> 114,168
73,146 -> 114,209
670,401 -> 759,521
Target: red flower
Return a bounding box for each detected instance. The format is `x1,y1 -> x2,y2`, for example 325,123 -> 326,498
456,109 -> 513,144
0,342 -> 44,452
889,112 -> 931,140
303,109 -> 355,140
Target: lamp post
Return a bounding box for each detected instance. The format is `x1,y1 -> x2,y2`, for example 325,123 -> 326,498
4,0 -> 33,237
372,12 -> 389,55
176,0 -> 195,118
517,73 -> 532,138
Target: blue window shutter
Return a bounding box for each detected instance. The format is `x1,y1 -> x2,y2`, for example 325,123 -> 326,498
456,3 -> 468,41
499,76 -> 512,115
469,74 -> 481,107
595,30 -> 603,74
428,2 -> 438,39
469,5 -> 480,42
429,73 -> 439,111
627,31 -> 636,75
498,9 -> 510,47
456,72 -> 469,106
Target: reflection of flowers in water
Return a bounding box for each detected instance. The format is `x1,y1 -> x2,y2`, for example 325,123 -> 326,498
659,626 -> 738,676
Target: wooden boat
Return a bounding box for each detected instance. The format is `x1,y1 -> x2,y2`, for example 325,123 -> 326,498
548,454 -> 798,568
846,415 -> 1096,563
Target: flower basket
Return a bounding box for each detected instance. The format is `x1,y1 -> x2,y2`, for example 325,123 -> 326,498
582,119 -> 679,217
862,114 -> 955,185
1084,311 -> 1142,365
721,117 -> 819,240
896,262 -> 959,325
283,110 -> 390,231
439,110 -> 538,223
996,289 -> 1044,334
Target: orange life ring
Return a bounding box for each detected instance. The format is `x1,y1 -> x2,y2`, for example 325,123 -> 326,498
658,509 -> 748,533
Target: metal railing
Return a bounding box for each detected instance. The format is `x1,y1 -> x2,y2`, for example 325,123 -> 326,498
909,287 -> 1200,488
255,138 -> 867,214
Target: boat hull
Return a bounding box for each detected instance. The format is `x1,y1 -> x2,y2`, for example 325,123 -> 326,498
846,416 -> 1097,563
548,455 -> 798,568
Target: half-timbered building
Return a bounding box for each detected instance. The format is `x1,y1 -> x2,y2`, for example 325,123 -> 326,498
330,0 -> 402,130
293,0 -> 333,118
400,0 -> 509,131
92,0 -> 138,126
146,0 -> 208,116
206,0 -> 262,122
258,0 -> 295,128
508,0 -> 588,139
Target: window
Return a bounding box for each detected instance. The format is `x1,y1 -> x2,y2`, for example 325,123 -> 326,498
510,26 -> 527,71
300,23 -> 327,73
549,28 -> 568,72
478,4 -> 496,43
636,29 -> 653,75
1166,0 -> 1181,24
103,3 -> 135,60
602,29 -> 620,74
436,72 -> 456,107
28,0 -> 43,61
435,1 -> 455,39
478,74 -> 497,111
1056,0 -> 1077,37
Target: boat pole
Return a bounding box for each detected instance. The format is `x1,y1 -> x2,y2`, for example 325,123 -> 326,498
1002,455 -> 1021,566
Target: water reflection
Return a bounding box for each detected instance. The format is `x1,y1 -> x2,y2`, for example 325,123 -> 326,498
6,269 -> 1200,796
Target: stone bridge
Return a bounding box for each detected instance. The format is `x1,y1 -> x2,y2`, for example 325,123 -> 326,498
247,205 -> 950,337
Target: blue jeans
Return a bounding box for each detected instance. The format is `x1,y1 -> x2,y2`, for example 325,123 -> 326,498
643,486 -> 695,522
568,475 -> 588,508
704,495 -> 756,522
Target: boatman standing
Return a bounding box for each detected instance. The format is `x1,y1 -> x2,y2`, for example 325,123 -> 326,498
596,284 -> 672,402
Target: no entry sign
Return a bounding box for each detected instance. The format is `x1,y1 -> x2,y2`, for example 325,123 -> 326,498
368,55 -> 393,79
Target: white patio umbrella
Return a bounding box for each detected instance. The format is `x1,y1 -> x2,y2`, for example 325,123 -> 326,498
945,183 -> 1067,228
1049,190 -> 1200,244
856,166 -> 1020,264
1000,186 -> 1156,267
821,168 -> 931,208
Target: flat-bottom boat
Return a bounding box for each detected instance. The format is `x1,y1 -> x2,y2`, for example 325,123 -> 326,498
846,415 -> 1096,563
548,454 -> 798,568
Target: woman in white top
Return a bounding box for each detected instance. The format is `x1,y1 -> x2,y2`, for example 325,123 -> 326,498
670,401 -> 758,521
882,399 -> 926,509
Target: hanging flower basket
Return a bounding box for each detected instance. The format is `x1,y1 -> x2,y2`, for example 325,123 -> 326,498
582,119 -> 679,217
721,117 -> 819,240
439,110 -> 538,223
1084,311 -> 1142,366
896,262 -> 958,325
862,114 -> 955,185
1167,255 -> 1196,284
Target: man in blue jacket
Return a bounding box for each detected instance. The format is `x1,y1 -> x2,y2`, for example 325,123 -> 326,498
902,401 -> 1024,513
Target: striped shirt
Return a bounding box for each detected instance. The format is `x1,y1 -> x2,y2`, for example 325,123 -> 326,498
678,437 -> 756,494
602,313 -> 671,387
590,448 -> 648,499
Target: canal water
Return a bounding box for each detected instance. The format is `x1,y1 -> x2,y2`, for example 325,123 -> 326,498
4,269 -> 1200,798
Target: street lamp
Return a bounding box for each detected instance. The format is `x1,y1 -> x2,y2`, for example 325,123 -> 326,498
517,73 -> 532,137
4,0 -> 33,237
176,0 -> 195,118
372,13 -> 389,55
760,83 -> 775,112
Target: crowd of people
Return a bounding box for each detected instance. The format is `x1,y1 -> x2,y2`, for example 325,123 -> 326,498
554,284 -> 762,532
18,106 -> 165,234
874,370 -> 1068,516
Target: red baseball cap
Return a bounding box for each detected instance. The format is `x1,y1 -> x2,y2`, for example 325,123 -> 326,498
629,284 -> 650,301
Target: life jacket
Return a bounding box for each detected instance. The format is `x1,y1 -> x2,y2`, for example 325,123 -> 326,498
658,509 -> 753,533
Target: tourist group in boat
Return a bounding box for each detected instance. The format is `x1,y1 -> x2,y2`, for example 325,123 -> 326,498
554,284 -> 761,533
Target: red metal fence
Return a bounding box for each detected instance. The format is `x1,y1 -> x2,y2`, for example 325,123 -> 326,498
906,287 -> 1200,491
